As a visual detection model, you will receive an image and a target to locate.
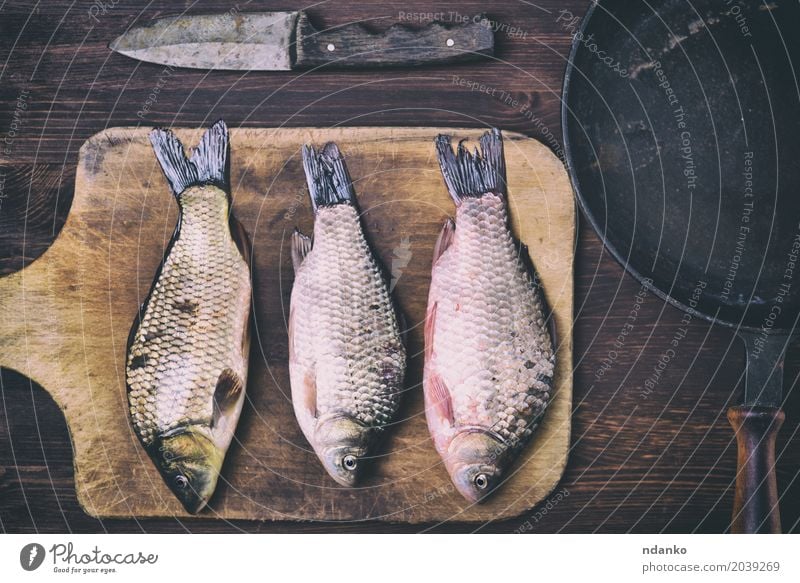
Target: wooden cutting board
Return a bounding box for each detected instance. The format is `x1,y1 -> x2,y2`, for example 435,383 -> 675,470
0,127 -> 574,523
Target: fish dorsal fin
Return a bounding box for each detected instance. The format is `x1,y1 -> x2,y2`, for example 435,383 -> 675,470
433,219 -> 455,265
212,368 -> 244,427
546,313 -> 558,349
230,216 -> 252,266
516,241 -> 557,347
241,304 -> 252,357
291,229 -> 312,271
424,301 -> 437,362
428,372 -> 454,426
288,305 -> 297,362
396,310 -> 409,347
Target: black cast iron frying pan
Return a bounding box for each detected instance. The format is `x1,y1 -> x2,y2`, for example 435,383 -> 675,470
562,0 -> 800,533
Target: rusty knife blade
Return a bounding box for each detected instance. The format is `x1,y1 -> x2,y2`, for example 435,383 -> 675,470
109,12 -> 299,71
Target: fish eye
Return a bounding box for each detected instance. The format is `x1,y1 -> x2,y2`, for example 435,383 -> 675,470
342,455 -> 358,471
474,473 -> 489,490
174,475 -> 189,489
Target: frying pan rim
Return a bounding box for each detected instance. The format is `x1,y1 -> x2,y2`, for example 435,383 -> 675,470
560,0 -> 794,335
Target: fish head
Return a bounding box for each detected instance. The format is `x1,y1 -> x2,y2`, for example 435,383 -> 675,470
446,430 -> 511,503
151,428 -> 224,514
314,414 -> 375,487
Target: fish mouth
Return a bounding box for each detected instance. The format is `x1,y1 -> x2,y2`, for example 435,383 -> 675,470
181,494 -> 210,515
451,464 -> 502,504
319,448 -> 362,487
445,429 -> 510,503
314,414 -> 374,487
150,427 -> 223,514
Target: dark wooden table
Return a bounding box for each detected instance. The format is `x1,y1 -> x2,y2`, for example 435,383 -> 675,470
1,0 -> 798,534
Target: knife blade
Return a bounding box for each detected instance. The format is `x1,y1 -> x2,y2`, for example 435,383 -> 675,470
109,11 -> 494,70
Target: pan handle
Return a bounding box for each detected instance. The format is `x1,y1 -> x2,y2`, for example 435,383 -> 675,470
727,406 -> 784,533
727,331 -> 787,533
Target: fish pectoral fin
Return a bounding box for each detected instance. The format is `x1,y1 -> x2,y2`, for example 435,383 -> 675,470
432,219 -> 455,264
212,368 -> 245,427
300,370 -> 319,420
291,229 -> 312,271
427,372 -> 454,426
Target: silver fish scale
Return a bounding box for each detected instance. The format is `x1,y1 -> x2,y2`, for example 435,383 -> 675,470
126,187 -> 251,446
429,193 -> 555,447
292,204 -> 405,427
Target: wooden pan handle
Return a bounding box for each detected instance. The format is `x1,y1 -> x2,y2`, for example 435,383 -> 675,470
727,405 -> 784,533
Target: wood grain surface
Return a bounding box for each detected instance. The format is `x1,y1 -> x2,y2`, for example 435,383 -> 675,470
1,0 -> 799,533
0,126 -> 574,522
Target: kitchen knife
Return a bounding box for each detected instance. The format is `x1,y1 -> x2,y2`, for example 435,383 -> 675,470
109,11 -> 494,70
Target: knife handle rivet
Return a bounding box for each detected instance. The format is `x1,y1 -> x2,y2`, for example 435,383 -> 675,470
446,38 -> 455,47
327,43 -> 336,52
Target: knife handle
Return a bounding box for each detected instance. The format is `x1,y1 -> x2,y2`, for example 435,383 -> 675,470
294,13 -> 494,69
727,405 -> 784,533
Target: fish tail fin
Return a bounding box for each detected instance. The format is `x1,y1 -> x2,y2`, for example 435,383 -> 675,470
301,142 -> 355,213
435,128 -> 506,205
149,120 -> 230,197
